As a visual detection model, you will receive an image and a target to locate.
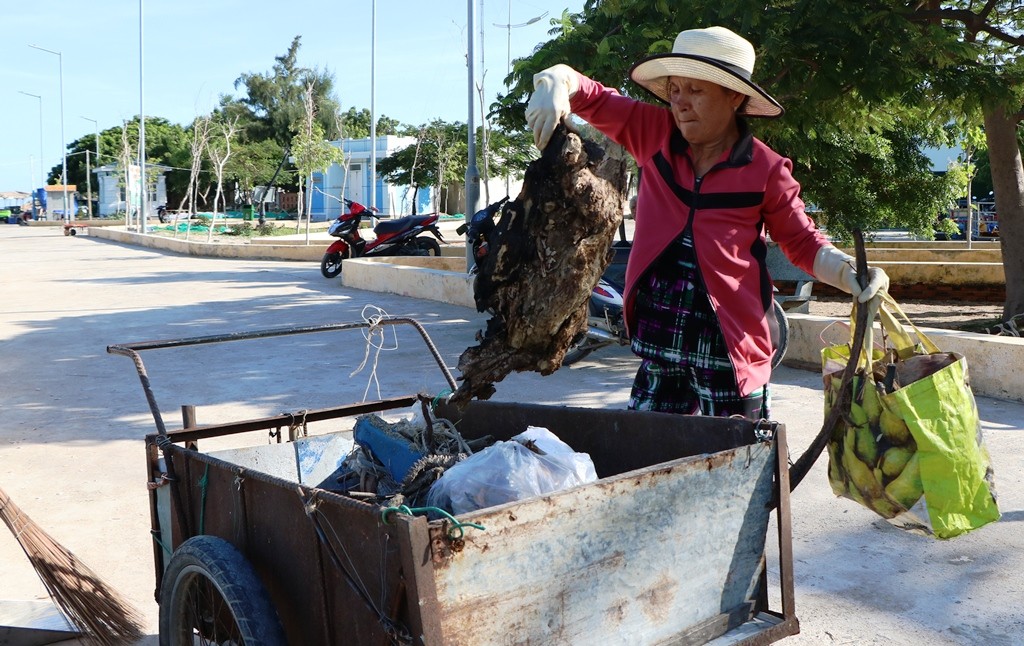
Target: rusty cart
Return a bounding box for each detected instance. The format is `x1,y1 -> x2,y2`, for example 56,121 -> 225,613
109,318 -> 798,645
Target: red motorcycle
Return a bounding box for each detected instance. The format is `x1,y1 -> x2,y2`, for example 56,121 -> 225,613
320,199 -> 445,278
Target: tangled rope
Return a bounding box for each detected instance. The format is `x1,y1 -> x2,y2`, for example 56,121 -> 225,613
350,305 -> 400,400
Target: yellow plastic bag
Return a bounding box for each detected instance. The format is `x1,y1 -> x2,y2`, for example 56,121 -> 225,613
822,294 -> 999,538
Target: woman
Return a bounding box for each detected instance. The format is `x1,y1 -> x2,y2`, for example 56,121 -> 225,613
525,26 -> 888,420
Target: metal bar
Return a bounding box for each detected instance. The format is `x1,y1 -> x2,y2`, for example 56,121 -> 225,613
148,397 -> 418,445
393,513 -> 444,643
108,318 -> 458,434
773,425 -> 798,623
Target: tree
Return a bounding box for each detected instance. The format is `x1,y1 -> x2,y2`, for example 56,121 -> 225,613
206,116 -> 240,242
377,120 -> 534,211
291,82 -> 344,240
494,0 -> 1024,322
230,36 -> 342,148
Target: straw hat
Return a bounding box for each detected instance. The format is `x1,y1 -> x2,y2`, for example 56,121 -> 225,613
629,26 -> 783,118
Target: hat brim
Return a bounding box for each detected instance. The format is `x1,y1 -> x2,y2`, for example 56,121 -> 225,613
629,53 -> 783,118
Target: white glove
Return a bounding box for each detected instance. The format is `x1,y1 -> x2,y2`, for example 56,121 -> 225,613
525,64 -> 580,150
813,245 -> 889,303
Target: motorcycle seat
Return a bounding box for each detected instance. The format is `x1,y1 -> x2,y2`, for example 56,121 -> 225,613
375,215 -> 435,235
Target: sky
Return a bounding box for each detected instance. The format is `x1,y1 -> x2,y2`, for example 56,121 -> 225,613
0,0 -> 586,193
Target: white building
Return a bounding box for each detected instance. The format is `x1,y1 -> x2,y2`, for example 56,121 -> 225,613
94,163 -> 170,217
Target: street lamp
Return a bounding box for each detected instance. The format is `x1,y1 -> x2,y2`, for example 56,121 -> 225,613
139,0 -> 148,232
81,116 -> 99,218
465,0 -> 481,269
18,91 -> 44,218
29,44 -> 69,223
494,8 -> 548,80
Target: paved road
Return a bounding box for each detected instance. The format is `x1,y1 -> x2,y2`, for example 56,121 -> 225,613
1,225 -> 1022,645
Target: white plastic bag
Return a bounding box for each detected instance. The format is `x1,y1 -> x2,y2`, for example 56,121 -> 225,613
427,426 -> 597,515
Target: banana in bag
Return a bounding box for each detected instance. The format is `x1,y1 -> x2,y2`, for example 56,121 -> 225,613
821,294 -> 1000,538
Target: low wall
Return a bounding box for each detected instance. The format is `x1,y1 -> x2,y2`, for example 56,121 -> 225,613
783,314 -> 1023,403
341,256 -> 1024,403
342,257 -> 477,309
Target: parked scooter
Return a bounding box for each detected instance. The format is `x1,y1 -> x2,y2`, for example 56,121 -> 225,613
321,199 -> 445,278
563,236 -> 790,367
464,198 -> 789,368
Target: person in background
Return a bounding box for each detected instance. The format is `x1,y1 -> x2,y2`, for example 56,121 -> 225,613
525,26 -> 888,420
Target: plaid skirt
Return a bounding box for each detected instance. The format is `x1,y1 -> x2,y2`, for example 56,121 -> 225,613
628,233 -> 769,419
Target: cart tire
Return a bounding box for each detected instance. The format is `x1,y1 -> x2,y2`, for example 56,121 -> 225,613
321,250 -> 347,278
159,535 -> 286,646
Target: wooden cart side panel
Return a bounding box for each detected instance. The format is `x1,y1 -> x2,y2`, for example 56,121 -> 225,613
428,442 -> 777,646
437,401 -> 755,478
170,449 -> 412,645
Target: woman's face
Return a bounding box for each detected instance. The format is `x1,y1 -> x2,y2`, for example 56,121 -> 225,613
666,77 -> 745,145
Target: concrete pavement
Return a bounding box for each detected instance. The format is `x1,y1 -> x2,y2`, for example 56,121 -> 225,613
1,224 -> 1022,645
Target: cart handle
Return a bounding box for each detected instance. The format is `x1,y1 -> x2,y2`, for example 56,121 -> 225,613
107,317 -> 459,437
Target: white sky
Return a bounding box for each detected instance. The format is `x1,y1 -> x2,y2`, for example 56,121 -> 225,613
0,0 -> 585,191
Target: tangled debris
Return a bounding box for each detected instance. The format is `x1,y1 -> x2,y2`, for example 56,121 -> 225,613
451,125 -> 623,405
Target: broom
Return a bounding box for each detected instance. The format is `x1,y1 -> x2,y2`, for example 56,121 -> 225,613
0,485 -> 146,646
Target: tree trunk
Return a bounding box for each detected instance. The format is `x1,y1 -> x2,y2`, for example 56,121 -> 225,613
983,103 -> 1024,321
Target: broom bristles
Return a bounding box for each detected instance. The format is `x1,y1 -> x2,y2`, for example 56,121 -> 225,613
0,486 -> 146,646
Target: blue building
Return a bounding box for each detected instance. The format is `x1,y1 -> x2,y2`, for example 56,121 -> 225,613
309,136 -> 433,221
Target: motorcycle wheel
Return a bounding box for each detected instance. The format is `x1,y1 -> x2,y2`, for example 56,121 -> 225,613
320,250 -> 348,278
562,335 -> 610,366
771,298 -> 790,369
415,236 -> 441,256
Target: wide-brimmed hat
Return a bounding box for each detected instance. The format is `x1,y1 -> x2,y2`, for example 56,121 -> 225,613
629,26 -> 783,118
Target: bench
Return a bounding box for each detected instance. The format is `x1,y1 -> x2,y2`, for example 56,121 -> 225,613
766,242 -> 816,313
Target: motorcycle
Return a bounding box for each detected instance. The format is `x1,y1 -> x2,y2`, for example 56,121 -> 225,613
321,199 -> 445,278
463,197 -> 789,368
563,238 -> 790,367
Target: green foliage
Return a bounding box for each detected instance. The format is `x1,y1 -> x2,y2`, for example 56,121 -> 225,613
488,0 -> 1008,237
228,36 -> 341,147
376,120 -> 534,196
291,118 -> 344,181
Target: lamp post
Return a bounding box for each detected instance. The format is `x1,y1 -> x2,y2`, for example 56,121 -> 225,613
369,0 -> 376,213
139,0 -> 148,232
18,90 -> 44,219
81,116 -> 99,218
493,7 -> 547,194
28,44 -> 68,223
465,0 -> 481,269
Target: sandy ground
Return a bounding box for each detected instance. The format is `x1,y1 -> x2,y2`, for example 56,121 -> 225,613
1,225 -> 1023,645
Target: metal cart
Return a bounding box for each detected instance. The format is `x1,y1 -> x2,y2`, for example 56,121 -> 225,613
109,318 -> 798,645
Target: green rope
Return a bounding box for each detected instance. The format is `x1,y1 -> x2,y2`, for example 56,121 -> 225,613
381,505 -> 485,541
430,389 -> 453,412
151,530 -> 173,556
197,463 -> 210,535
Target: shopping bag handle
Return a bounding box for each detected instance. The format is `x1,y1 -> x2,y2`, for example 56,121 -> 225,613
879,293 -> 942,355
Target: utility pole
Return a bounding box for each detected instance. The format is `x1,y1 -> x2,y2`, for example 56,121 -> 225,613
82,116 -> 99,217
465,0 -> 481,270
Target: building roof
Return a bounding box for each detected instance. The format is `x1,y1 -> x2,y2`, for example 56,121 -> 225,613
44,185 -> 77,192
0,191 -> 31,199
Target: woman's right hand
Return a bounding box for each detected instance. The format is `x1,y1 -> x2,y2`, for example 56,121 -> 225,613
525,64 -> 580,150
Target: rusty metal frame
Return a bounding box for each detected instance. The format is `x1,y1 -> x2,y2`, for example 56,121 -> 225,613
117,320 -> 801,645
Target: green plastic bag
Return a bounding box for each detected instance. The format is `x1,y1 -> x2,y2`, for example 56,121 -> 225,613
821,294 -> 999,539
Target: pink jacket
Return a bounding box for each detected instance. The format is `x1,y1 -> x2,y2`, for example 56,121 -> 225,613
570,74 -> 830,396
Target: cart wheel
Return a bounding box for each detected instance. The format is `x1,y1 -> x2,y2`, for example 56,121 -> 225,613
159,535 -> 286,646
